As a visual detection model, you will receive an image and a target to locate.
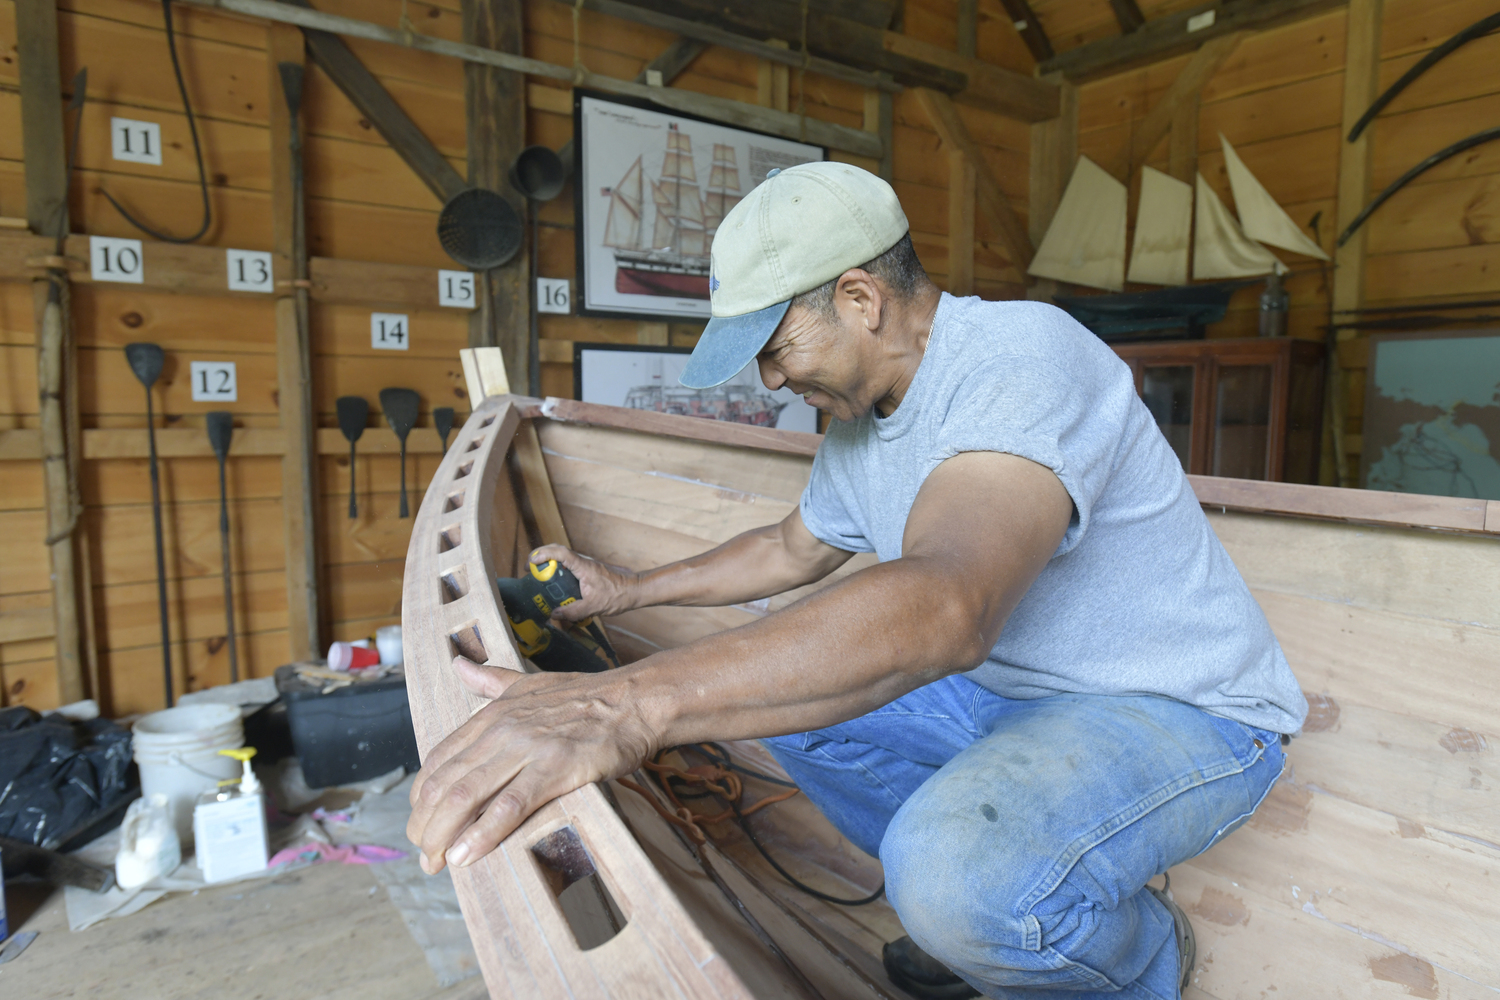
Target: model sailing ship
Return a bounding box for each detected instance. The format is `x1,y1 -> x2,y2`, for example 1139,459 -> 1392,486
603,126 -> 743,300
623,358 -> 789,427
1029,134 -> 1329,292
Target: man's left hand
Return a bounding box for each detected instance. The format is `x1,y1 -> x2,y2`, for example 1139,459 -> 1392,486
406,657 -> 658,874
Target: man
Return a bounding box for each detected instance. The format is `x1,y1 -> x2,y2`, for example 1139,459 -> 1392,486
407,162 -> 1307,999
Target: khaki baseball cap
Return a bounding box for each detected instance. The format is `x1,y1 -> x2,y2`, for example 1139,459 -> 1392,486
680,161 -> 909,389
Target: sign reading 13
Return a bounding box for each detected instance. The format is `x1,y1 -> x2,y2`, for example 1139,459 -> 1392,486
371,313 -> 409,350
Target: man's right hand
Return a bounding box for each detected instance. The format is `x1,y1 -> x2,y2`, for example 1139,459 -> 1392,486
527,545 -> 639,622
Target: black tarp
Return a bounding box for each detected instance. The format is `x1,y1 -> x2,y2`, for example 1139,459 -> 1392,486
0,707 -> 134,848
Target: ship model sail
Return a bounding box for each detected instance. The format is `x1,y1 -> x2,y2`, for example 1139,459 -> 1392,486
605,128 -> 742,300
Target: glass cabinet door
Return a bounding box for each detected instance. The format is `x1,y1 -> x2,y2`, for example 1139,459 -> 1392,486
1212,365 -> 1274,479
1140,365 -> 1195,472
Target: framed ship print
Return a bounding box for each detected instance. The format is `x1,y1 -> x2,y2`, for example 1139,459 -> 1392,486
573,90 -> 826,321
573,343 -> 819,433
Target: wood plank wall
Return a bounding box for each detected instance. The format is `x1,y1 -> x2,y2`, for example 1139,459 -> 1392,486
1067,0 -> 1500,471
0,0 -> 1025,713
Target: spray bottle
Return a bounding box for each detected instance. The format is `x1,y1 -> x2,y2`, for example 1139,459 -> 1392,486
192,747 -> 269,883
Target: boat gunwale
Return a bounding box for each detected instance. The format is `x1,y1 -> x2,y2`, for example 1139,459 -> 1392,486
524,395 -> 1499,538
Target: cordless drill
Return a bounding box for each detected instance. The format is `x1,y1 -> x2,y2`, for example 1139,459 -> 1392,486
496,559 -> 620,673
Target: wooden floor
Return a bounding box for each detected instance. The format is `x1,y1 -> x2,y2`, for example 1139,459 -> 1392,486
1,863 -> 482,1000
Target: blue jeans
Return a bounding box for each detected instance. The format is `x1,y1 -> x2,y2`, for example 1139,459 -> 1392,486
762,675 -> 1284,1000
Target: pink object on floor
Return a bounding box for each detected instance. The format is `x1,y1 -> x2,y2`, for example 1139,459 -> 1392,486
269,841 -> 406,868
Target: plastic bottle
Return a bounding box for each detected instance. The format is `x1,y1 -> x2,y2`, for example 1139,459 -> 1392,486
327,640 -> 381,671
192,747 -> 269,884
116,793 -> 183,889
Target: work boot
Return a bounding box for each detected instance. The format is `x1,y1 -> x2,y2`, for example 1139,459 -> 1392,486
882,936 -> 979,1000
1145,872 -> 1197,995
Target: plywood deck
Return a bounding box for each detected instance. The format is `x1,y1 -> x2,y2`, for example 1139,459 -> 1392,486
1,862 -> 480,1000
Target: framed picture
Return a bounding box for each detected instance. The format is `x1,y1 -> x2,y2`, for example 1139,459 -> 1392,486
573,343 -> 818,434
572,89 -> 825,322
1361,328 -> 1500,500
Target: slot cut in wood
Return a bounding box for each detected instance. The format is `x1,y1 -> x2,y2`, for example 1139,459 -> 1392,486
440,566 -> 469,604
448,621 -> 485,662
531,825 -> 628,951
454,460 -> 474,480
443,490 -> 466,513
437,524 -> 463,553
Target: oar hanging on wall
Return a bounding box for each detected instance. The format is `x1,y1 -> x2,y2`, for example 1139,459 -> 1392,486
125,343 -> 173,707
205,412 -> 239,683
379,389 -> 420,518
434,407 -> 455,452
336,396 -> 368,519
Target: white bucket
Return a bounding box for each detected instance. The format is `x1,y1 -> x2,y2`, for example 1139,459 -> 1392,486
132,703 -> 245,847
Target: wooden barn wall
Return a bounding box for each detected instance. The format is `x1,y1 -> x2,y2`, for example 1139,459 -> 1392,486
1068,0 -> 1500,471
0,0 -> 1026,713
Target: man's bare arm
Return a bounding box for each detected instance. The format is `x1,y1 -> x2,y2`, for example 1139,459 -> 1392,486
532,506 -> 854,621
408,451 -> 1072,872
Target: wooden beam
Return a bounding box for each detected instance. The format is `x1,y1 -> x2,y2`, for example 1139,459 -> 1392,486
1040,0 -> 1343,81
914,88 -> 1033,271
1027,70 -> 1076,300
596,0 -> 1059,121
757,39 -> 791,112
1329,0 -> 1382,489
585,0 -> 897,91
947,150 -> 975,295
463,0 -> 529,397
994,0 -> 1055,63
0,609 -> 56,644
1108,0 -> 1146,33
268,23 -> 321,662
956,0 -> 977,58
1112,32 -> 1241,179
636,36 -> 707,83
1167,92 -> 1199,183
17,0 -> 85,705
863,76 -> 893,181
1,426 -> 466,460
299,19 -> 467,204
175,0 -> 884,158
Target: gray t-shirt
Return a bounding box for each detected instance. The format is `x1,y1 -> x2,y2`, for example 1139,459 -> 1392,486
799,293 -> 1308,735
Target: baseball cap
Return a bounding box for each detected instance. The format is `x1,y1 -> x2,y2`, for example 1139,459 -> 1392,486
680,161 -> 909,389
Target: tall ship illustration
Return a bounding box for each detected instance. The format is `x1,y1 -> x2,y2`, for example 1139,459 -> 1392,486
622,359 -> 788,427
602,127 -> 742,300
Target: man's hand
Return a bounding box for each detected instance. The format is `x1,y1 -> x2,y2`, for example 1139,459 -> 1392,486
406,657 -> 659,874
527,545 -> 640,622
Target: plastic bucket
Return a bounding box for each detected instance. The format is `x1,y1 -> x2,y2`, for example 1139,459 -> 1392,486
132,704 -> 245,847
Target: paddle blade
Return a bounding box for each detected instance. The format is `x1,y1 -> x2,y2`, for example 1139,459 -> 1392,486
379,388 -> 420,439
124,343 -> 165,388
336,396 -> 369,443
434,407 -> 455,449
205,411 -> 234,459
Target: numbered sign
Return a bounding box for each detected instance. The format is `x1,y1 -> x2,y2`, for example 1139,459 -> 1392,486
112,117 -> 163,165
226,250 -> 274,293
537,277 -> 571,315
438,270 -> 476,308
91,236 -> 144,284
371,313 -> 409,350
190,361 -> 238,402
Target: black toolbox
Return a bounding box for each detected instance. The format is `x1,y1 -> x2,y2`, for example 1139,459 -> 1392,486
274,665 -> 421,789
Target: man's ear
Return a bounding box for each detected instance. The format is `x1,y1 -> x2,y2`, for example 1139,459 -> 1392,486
836,269 -> 884,333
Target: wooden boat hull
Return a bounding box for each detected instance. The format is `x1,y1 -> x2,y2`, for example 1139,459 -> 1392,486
403,392 -> 1500,999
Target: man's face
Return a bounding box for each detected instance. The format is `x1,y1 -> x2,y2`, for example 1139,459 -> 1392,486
756,302 -> 874,423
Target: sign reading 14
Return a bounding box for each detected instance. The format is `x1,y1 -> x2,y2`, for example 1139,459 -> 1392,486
372,313 -> 409,350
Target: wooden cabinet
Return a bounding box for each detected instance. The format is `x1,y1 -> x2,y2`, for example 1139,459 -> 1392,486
1111,338 -> 1325,483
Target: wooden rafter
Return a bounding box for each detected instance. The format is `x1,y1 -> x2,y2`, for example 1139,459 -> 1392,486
1042,0 -> 1343,81
994,0 -> 1055,63
1112,32 -> 1242,180
637,36 -> 707,83
956,0 -> 977,58
177,0 -> 885,157
913,88 -> 1034,271
1108,0 -> 1146,33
